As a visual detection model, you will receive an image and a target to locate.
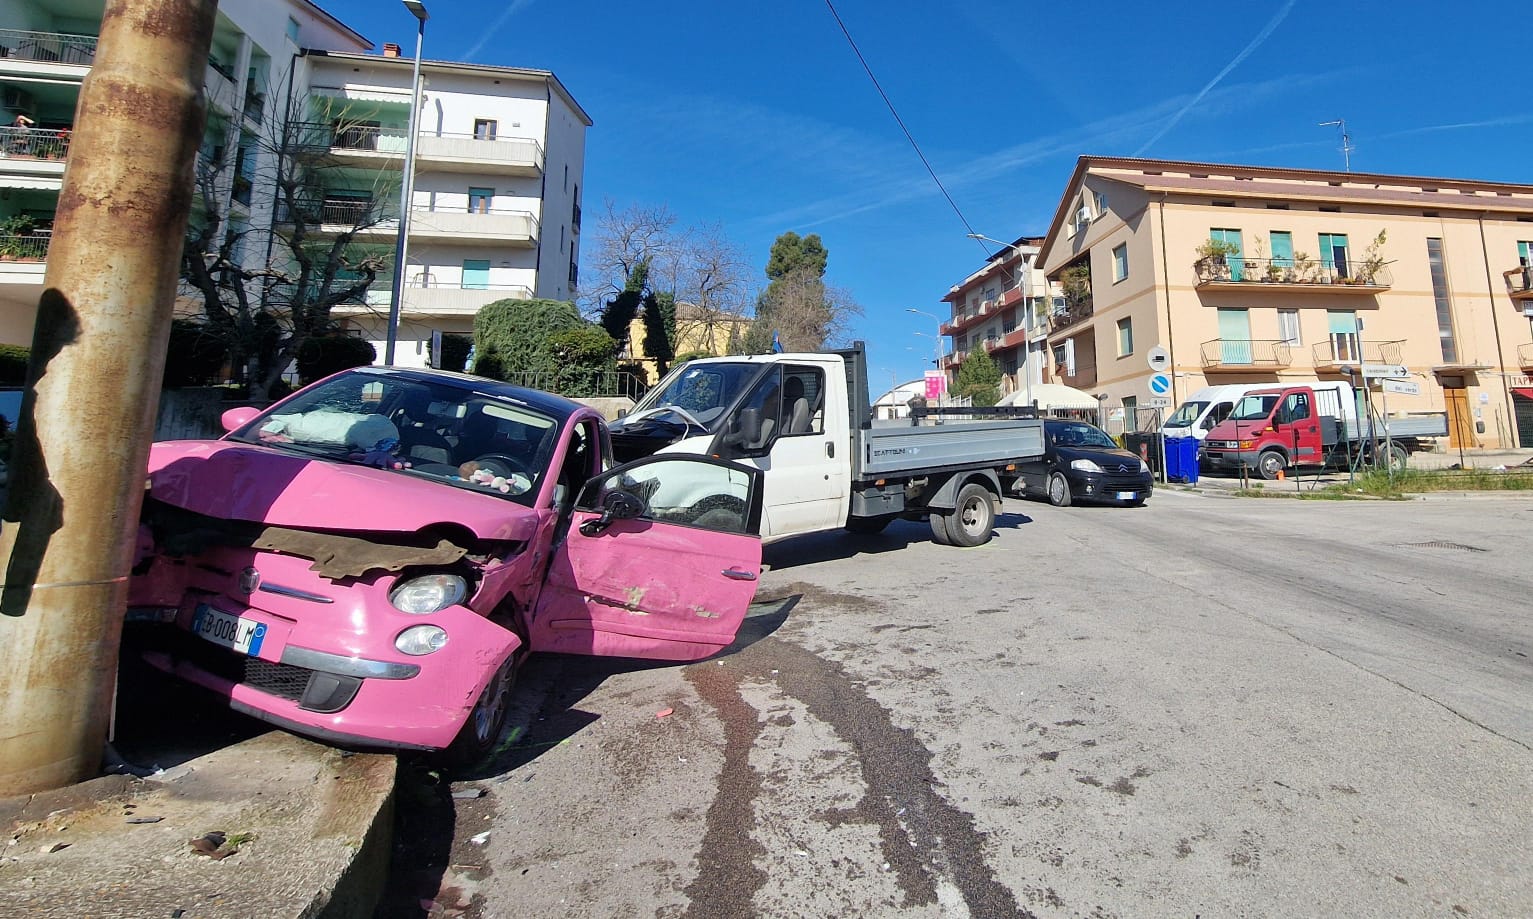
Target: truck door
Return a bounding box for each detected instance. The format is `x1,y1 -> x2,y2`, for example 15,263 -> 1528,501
529,456 -> 764,662
732,365 -> 849,539
1276,390 -> 1321,461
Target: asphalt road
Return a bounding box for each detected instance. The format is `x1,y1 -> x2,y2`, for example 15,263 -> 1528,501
409,490 -> 1533,918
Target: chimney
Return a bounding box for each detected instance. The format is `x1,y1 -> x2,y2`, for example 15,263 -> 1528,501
382,42 -> 400,57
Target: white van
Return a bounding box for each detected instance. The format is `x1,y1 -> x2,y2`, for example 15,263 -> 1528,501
1162,384 -> 1282,441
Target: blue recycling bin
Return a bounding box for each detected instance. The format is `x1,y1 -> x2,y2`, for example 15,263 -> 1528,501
1165,436 -> 1200,484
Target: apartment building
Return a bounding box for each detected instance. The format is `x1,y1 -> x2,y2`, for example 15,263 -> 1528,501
938,236 -> 1054,398
1020,156 -> 1533,448
0,0 -> 589,372
301,49 -> 589,367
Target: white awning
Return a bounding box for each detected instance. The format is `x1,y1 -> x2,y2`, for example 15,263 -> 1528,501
307,85 -> 412,105
0,175 -> 62,190
996,383 -> 1099,410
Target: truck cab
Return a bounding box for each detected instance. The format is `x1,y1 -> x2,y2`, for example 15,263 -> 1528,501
1203,386 -> 1327,479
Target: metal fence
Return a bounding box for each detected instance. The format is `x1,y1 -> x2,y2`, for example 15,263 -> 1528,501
495,370 -> 648,400
0,29 -> 97,65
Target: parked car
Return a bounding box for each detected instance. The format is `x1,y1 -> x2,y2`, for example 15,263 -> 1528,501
1017,419 -> 1153,507
126,367 -> 766,761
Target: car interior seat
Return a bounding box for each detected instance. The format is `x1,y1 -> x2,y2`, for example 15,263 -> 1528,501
395,388 -> 451,464
783,377 -> 811,435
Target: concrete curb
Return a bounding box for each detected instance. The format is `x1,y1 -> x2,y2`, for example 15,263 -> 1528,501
0,732 -> 396,918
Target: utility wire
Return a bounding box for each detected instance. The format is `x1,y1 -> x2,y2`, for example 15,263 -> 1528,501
822,0 -> 991,256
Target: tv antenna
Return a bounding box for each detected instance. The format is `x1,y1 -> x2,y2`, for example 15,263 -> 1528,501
1318,119 -> 1354,172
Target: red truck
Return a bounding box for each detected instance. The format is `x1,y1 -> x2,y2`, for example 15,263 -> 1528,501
1201,381 -> 1447,479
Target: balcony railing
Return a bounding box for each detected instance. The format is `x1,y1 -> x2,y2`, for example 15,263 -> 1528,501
291,123 -> 544,171
0,233 -> 50,261
1311,338 -> 1404,367
275,197 -> 396,227
1200,338 -> 1293,369
1517,342 -> 1533,369
1505,265 -> 1533,301
0,29 -> 97,66
409,205 -> 538,244
0,125 -> 70,160
243,92 -> 265,125
1048,298 -> 1094,333
1194,255 -> 1393,290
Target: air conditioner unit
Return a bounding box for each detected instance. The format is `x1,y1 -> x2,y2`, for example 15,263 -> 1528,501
2,86 -> 36,114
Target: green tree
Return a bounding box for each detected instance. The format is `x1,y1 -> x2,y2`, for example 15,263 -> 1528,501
599,259 -> 648,346
641,289 -> 676,376
742,231 -> 861,353
473,297 -> 617,395
955,346 -> 1002,407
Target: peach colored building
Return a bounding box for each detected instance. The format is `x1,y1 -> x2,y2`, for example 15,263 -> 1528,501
1010,156 -> 1533,448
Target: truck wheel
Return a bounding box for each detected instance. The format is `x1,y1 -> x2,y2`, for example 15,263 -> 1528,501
845,515 -> 893,535
446,653 -> 518,766
1388,443 -> 1408,472
944,483 -> 996,548
1256,450 -> 1286,480
928,512 -> 954,545
1046,472 -> 1072,507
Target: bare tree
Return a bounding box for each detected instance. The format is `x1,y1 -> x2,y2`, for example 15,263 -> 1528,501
749,266 -> 862,353
669,222 -> 751,356
180,86 -> 398,399
580,200 -> 678,315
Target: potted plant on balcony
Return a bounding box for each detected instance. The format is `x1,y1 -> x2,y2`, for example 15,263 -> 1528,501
1290,251 -> 1317,284
1355,230 -> 1388,286
0,214 -> 35,260
1194,238 -> 1240,280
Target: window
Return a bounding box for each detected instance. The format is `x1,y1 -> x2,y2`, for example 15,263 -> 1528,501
1217,308 -> 1252,365
1112,243 -> 1128,282
1426,238 -> 1457,364
1319,232 -> 1350,276
472,119 -> 497,140
1095,191 -> 1109,215
1116,317 -> 1133,356
461,259 -> 490,290
1518,240 -> 1532,266
1327,310 -> 1359,363
1122,396 -> 1137,427
1278,309 -> 1301,346
1270,231 -> 1293,269
1211,228 -> 1244,281
1278,392 -> 1311,425
285,17 -> 300,42
468,187 -> 494,214
780,367 -> 825,436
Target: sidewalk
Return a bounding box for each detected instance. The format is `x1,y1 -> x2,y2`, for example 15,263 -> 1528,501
0,662 -> 398,919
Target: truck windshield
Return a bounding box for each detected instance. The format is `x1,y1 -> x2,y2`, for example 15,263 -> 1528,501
1230,394 -> 1280,422
625,361 -> 765,432
1164,401 -> 1208,428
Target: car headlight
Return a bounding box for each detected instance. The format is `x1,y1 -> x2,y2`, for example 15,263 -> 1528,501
1070,459 -> 1103,473
396,625 -> 448,656
1139,459 -> 1150,473
389,573 -> 468,614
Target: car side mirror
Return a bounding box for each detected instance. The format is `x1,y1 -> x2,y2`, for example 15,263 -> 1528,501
737,407 -> 762,446
579,489 -> 646,536
221,406 -> 262,433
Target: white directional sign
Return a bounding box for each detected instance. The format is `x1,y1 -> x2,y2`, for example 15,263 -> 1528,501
1382,379 -> 1420,396
1148,372 -> 1172,396
1146,345 -> 1170,373
1361,363 -> 1409,379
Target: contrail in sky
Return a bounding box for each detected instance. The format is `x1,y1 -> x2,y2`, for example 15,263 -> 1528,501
1134,0 -> 1297,155
462,0 -> 536,62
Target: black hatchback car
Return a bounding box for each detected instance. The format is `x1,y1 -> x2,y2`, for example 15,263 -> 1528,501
1018,419 -> 1153,507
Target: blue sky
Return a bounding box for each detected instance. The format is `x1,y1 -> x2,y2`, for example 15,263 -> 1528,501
318,0 -> 1533,386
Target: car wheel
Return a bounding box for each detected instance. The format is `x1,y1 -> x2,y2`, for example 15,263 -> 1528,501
1047,472 -> 1072,507
944,483 -> 995,547
446,653 -> 518,766
928,511 -> 954,545
1256,450 -> 1286,480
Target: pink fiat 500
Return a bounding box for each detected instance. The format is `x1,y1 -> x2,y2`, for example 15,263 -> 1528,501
127,368 -> 764,759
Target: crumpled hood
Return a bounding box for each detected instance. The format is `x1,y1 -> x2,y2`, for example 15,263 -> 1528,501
146,440 -> 539,542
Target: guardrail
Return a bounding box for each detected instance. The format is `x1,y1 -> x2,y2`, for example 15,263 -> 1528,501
1200,339 -> 1293,368
0,29 -> 97,65
1311,339 -> 1404,366
1194,255 -> 1393,289
496,370 -> 647,399
0,124 -> 70,159
0,233 -> 49,261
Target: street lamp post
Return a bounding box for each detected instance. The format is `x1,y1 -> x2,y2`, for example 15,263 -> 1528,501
906,308 -> 944,404
385,0 -> 428,366
968,232 -> 1034,410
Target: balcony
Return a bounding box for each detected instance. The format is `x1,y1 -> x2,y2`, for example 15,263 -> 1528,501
243,91 -> 265,126
1194,256 -> 1392,293
0,232 -> 49,262
1505,265 -> 1533,303
0,29 -> 97,68
1047,298 -> 1094,335
1518,342 -> 1533,371
273,197 -> 398,237
403,282 -> 534,316
1311,338 -> 1404,372
1200,339 -> 1293,371
0,125 -> 71,178
292,123 -> 544,175
409,206 -> 538,247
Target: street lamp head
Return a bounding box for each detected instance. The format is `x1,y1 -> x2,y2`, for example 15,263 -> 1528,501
402,0 -> 429,22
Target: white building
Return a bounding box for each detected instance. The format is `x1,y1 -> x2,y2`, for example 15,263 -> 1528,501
0,0 -> 589,372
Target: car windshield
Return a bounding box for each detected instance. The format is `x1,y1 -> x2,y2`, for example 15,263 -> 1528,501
1230,394 -> 1280,422
1165,401 -> 1208,427
621,361 -> 765,433
227,370 -> 561,506
1050,422 -> 1118,449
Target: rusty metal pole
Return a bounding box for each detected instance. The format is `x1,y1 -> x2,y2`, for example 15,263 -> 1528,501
0,0 -> 217,795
